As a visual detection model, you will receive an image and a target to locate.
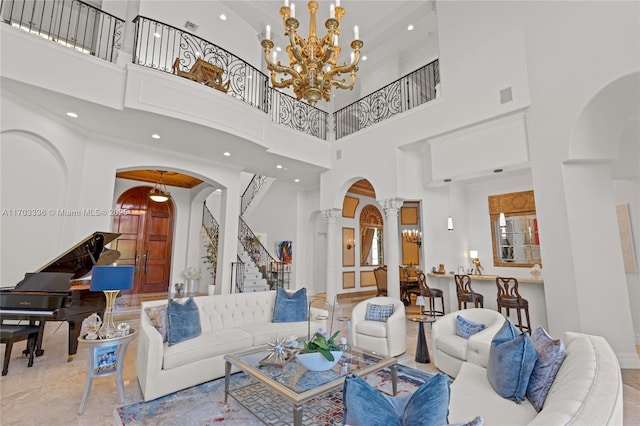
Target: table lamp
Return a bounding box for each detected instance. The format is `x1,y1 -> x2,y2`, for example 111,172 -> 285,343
416,295 -> 426,318
90,265 -> 134,339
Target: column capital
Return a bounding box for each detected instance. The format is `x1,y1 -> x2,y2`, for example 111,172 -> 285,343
323,208 -> 342,222
380,198 -> 404,217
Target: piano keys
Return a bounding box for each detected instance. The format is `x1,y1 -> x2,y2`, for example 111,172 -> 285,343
0,232 -> 120,361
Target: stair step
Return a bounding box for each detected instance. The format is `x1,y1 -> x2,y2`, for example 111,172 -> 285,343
244,272 -> 262,279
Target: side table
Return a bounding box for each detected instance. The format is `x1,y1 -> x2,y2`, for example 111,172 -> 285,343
77,329 -> 137,414
409,316 -> 435,364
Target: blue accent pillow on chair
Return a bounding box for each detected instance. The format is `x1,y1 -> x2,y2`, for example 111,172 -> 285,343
456,315 -> 486,339
167,297 -> 201,346
364,303 -> 395,322
273,287 -> 308,323
526,326 -> 566,411
487,319 -> 538,402
343,373 -> 450,426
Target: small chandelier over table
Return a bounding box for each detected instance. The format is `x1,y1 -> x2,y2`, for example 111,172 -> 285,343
260,0 -> 364,106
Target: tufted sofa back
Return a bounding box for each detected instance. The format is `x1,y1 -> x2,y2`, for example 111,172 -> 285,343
193,291 -> 278,333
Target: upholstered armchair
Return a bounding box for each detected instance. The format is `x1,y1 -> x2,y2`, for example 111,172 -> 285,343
431,308 -> 504,378
350,297 -> 406,357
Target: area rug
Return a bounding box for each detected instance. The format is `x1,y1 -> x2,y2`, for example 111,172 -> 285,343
114,365 -> 434,425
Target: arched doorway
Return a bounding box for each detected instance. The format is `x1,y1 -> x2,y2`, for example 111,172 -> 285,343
112,186 -> 175,294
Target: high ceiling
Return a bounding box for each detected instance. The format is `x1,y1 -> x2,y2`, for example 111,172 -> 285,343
1,1 -> 439,190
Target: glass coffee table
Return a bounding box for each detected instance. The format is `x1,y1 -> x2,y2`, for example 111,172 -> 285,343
224,344 -> 397,426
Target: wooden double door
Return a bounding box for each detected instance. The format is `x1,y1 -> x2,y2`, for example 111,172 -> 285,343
112,186 -> 174,294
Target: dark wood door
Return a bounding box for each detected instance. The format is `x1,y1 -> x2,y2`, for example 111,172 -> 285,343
112,186 -> 174,294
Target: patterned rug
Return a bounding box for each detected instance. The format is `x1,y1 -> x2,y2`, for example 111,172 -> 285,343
114,365 -> 434,425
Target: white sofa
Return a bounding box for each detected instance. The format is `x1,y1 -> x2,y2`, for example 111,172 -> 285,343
350,297 -> 406,357
137,291 -> 327,401
432,311 -> 623,425
431,308 -> 506,378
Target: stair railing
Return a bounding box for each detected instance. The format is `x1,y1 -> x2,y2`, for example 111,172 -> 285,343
202,203 -> 219,285
238,216 -> 285,290
240,174 -> 267,216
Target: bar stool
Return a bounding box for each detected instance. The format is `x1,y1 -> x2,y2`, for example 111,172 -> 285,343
417,272 -> 445,318
1,323 -> 41,376
454,274 -> 484,309
496,276 -> 531,334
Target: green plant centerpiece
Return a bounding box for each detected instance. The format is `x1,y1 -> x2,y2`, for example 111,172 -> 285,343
303,328 -> 341,361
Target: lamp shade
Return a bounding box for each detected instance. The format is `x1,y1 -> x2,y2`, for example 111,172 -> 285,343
416,296 -> 426,307
90,265 -> 134,292
469,250 -> 478,259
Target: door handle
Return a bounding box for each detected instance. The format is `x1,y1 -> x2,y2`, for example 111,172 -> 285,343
143,252 -> 148,273
135,253 -> 141,271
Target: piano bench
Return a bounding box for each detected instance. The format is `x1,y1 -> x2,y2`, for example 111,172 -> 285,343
0,324 -> 41,376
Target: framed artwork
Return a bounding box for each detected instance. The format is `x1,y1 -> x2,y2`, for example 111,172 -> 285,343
94,345 -> 117,372
616,204 -> 637,273
276,241 -> 293,264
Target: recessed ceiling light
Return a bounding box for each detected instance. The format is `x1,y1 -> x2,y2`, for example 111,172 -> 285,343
407,24 -> 414,31
66,112 -> 78,118
223,152 -> 231,157
215,188 -> 222,192
151,133 -> 161,139
361,56 -> 367,61
276,165 -> 283,169
219,14 -> 227,21
294,179 -> 300,183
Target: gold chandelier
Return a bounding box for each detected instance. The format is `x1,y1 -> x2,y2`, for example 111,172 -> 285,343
260,0 -> 364,106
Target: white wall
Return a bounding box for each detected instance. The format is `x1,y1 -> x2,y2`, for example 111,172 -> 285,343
1,95 -> 244,294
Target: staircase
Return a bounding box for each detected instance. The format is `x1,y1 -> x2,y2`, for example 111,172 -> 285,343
237,251 -> 269,292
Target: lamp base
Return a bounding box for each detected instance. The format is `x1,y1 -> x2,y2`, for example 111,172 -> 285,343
98,290 -> 120,339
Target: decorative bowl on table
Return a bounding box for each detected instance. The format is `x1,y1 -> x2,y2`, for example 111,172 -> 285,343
296,351 -> 343,371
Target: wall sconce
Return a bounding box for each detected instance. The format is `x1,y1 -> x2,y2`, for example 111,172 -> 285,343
469,250 -> 483,275
402,229 -> 422,247
346,239 -> 355,250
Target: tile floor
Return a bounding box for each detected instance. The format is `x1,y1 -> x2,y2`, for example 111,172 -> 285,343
0,292 -> 638,425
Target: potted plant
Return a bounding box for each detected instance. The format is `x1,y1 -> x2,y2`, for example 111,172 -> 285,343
296,328 -> 343,371
182,267 -> 202,294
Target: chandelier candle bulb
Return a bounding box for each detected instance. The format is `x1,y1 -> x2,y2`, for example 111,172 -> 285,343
284,0 -> 289,6
290,3 -> 295,17
330,4 -> 335,18
354,25 -> 359,40
335,0 -> 340,6
266,25 -> 271,40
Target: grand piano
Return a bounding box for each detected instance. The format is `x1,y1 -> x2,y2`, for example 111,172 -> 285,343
0,232 -> 121,361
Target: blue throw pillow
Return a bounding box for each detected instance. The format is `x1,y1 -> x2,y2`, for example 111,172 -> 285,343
526,326 -> 566,411
487,319 -> 538,403
273,287 -> 308,323
364,303 -> 395,322
456,315 -> 486,339
167,297 -> 201,346
343,372 -> 450,426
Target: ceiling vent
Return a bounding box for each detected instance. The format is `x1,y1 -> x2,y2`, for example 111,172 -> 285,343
184,21 -> 199,32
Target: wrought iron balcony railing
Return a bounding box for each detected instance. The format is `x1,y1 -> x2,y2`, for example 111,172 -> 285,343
334,59 -> 440,139
0,0 -> 124,62
240,174 -> 267,216
132,15 -> 328,140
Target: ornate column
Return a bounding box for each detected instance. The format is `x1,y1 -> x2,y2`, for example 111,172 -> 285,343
381,198 -> 403,300
324,208 -> 342,304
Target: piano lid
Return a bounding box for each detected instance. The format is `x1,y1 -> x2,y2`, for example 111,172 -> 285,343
36,232 -> 121,279
15,272 -> 75,291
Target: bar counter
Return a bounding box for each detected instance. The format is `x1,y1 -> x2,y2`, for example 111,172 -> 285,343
426,273 -> 548,330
